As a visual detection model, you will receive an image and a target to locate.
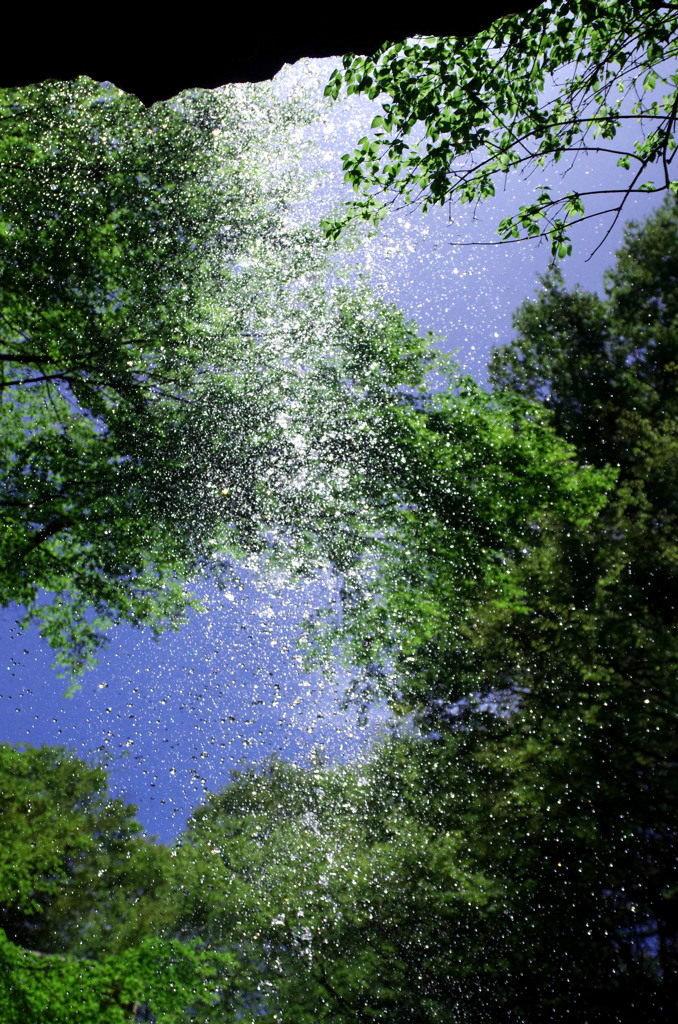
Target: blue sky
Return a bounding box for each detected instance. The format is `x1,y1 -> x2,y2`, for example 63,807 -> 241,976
0,55 -> 668,844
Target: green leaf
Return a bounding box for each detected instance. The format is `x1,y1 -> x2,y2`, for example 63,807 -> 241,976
322,0 -> 678,257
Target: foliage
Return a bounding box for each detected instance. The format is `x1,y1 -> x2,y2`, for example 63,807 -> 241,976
170,751 -> 502,1023
3,203 -> 675,1022
0,77 -> 383,682
324,0 -> 678,256
4,69 -> 677,1024
0,930 -> 228,1024
0,78 -> 272,679
177,722 -> 669,1023
482,197 -> 678,1008
0,743 -> 235,1022
0,743 -> 170,955
299,297 -> 615,707
411,196 -> 678,1017
165,199 -> 678,1023
0,75 -> 617,694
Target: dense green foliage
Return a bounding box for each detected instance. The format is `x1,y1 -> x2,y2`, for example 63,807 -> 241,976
0,743 -> 169,955
0,77 -> 300,680
477,196 -> 678,1015
0,78 -> 443,683
286,285 -> 613,703
0,931 -> 227,1024
324,0 -> 678,255
169,751 -> 506,1023
0,743 -> 234,1023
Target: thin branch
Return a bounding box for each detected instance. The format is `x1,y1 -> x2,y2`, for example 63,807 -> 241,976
446,206 -> 633,247
0,351 -> 48,364
18,518 -> 71,564
43,379 -> 73,435
315,960 -> 371,1021
4,373 -> 77,387
585,159 -> 651,260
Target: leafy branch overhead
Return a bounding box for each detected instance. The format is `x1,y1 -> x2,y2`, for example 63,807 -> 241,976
324,0 -> 678,257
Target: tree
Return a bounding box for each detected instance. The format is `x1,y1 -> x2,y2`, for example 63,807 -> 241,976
299,313 -> 614,709
399,197 -> 678,1019
0,67 -> 613,691
0,743 -> 169,956
170,749 -> 507,1024
0,743 -> 235,1022
137,204 -> 678,1022
148,201 -> 678,1024
0,77 -> 385,682
483,198 -> 678,1012
0,931 -> 229,1024
0,78 -> 270,679
0,74 -> 617,689
324,0 -> 678,257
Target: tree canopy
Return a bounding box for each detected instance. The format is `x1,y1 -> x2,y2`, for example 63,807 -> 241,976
2,199 -> 677,1022
0,743 -> 234,1023
0,77 -> 417,683
0,78 -> 288,679
1,75 -> 614,688
324,0 -> 678,257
